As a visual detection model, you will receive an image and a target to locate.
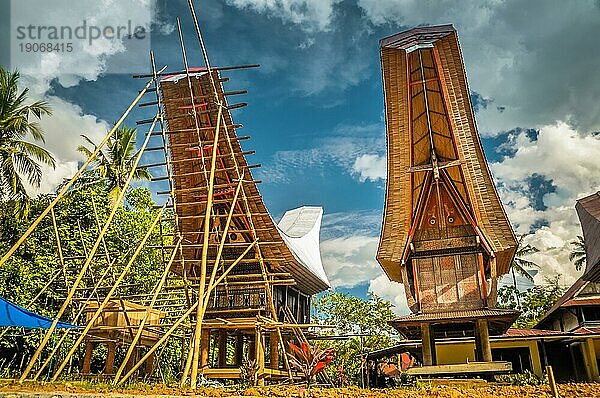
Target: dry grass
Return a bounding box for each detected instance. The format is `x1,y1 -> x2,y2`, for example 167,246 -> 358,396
0,380 -> 597,397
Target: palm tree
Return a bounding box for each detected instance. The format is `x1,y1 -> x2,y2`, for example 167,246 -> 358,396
0,67 -> 55,216
510,235 -> 540,308
569,235 -> 586,271
77,126 -> 151,206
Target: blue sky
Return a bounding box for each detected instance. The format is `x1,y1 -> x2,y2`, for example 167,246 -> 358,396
2,0 -> 600,313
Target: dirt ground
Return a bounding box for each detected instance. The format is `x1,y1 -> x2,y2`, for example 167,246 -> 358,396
0,380 -> 597,398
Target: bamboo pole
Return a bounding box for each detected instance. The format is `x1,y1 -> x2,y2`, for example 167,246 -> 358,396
1,71 -> 164,272
51,202 -> 167,381
91,197 -> 116,283
119,241 -> 256,386
203,176 -> 244,309
189,104 -> 223,389
31,245 -> 134,381
19,114 -> 161,382
51,207 -> 71,298
546,365 -> 559,398
176,17 -> 208,185
180,331 -> 195,387
113,237 -> 181,383
118,299 -> 199,385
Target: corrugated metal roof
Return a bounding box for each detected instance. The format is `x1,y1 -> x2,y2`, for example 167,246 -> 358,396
563,297 -> 600,307
503,328 -> 563,337
390,308 -> 519,323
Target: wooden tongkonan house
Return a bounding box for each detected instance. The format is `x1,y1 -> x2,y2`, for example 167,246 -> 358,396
376,25 -> 519,368
159,69 -> 330,381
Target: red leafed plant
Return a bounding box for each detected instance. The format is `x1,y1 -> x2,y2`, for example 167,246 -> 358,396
287,341 -> 334,387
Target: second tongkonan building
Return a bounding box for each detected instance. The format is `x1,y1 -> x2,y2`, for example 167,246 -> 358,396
376,25 -> 520,370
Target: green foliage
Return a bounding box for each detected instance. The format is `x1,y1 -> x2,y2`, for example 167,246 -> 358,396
287,341 -> 334,387
312,291 -> 397,386
0,183 -> 172,373
239,358 -> 258,388
495,370 -> 547,386
0,66 -> 55,217
77,126 -> 152,206
569,235 -> 586,271
497,275 -> 565,328
511,235 -> 540,283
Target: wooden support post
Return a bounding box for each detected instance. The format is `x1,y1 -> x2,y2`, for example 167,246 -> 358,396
476,319 -> 492,362
235,334 -> 244,366
546,365 -> 559,398
145,351 -> 155,376
248,335 -> 256,361
270,331 -> 279,369
82,341 -> 93,374
583,337 -> 600,381
218,330 -> 228,368
421,323 -> 434,366
125,347 -> 138,375
105,342 -> 116,375
255,327 -> 265,386
200,330 -> 210,370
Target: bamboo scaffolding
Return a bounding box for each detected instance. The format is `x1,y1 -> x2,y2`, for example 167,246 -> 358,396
32,244 -> 136,381
117,241 -> 257,385
0,70 -> 164,272
19,113 -> 162,382
113,237 -> 182,383
51,202 -> 168,380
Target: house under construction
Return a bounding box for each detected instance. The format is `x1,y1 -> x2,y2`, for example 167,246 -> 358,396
376,25 -> 519,373
0,0 -> 330,388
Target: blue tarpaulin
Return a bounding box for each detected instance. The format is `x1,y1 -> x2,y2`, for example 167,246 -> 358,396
0,296 -> 76,329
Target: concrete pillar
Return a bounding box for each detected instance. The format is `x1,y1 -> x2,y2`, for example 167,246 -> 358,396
421,323 -> 434,366
218,330 -> 228,368
583,338 -> 600,382
200,330 -> 210,371
475,319 -> 492,362
82,341 -> 94,374
255,328 -> 265,386
270,331 -> 279,369
105,342 -> 116,375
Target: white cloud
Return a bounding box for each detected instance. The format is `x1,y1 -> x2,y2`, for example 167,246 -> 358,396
357,0 -> 600,135
491,121 -> 600,284
260,123 -> 385,183
352,154 -> 386,182
226,0 -> 341,31
321,235 -> 381,288
229,0 -> 600,134
369,274 -> 410,315
10,0 -> 166,195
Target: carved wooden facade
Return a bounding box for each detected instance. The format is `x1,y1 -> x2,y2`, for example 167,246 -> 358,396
377,25 -> 519,350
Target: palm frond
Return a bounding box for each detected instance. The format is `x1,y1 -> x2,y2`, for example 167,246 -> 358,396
13,140 -> 55,167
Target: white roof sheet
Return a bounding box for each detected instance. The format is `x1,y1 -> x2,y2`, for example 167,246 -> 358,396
277,206 -> 330,288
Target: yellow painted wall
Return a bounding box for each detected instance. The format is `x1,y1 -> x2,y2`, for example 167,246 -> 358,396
435,342 -> 475,365
434,339 -> 543,377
